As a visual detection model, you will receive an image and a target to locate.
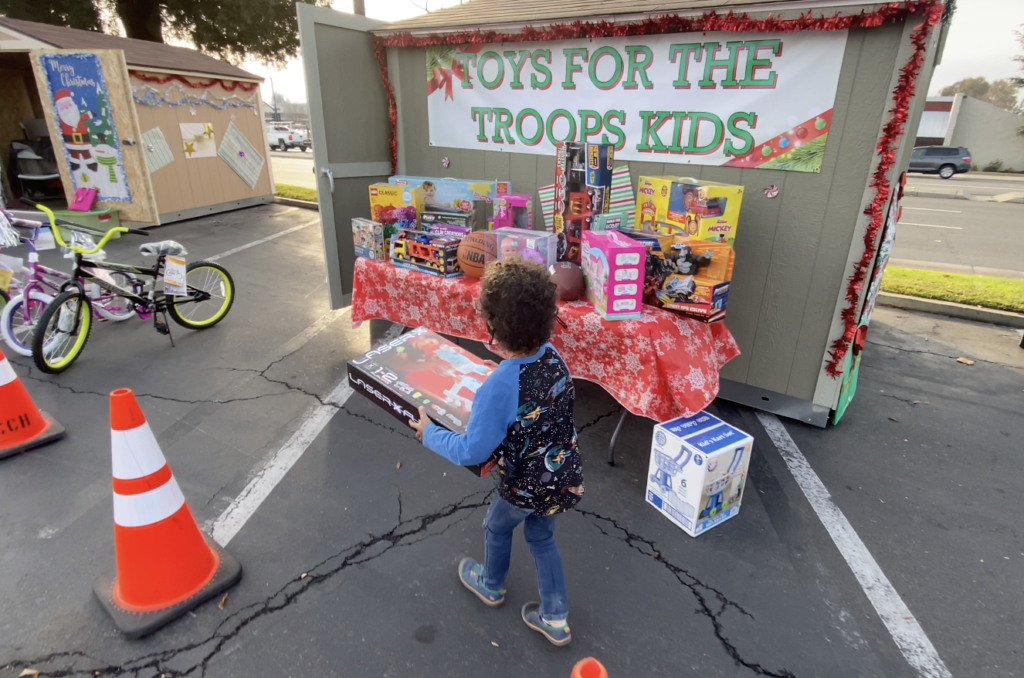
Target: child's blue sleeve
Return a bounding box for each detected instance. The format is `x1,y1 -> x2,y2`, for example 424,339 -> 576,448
422,363 -> 518,466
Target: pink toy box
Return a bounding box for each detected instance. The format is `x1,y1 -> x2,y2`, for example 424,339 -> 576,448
581,230 -> 645,321
493,193 -> 534,231
495,227 -> 557,267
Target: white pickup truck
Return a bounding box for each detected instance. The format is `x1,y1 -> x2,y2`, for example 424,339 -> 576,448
266,125 -> 309,152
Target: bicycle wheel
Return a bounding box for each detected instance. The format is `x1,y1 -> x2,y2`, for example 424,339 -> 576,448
91,271 -> 138,322
32,289 -> 93,374
1,290 -> 54,356
166,261 -> 234,330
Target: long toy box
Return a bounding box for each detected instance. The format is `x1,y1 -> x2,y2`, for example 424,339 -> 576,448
347,327 -> 499,477
645,411 -> 752,537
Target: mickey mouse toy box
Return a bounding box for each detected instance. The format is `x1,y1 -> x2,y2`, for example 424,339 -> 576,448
347,327 -> 498,476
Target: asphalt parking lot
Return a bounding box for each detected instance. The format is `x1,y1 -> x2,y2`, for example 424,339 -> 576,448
1,204 -> 1021,677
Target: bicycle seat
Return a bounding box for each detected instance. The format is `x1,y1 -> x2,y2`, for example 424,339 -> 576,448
139,240 -> 187,257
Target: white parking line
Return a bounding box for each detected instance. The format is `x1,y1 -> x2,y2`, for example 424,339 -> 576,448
208,221 -> 314,261
210,322 -> 406,546
901,207 -> 961,213
756,412 -> 952,678
898,222 -> 962,230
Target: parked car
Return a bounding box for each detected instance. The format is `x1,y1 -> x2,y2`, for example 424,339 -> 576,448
908,146 -> 972,179
266,125 -> 309,152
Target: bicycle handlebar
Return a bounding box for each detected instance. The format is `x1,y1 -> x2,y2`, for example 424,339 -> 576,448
31,203 -> 143,255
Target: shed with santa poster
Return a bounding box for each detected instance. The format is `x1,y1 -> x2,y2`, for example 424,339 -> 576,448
0,18 -> 274,225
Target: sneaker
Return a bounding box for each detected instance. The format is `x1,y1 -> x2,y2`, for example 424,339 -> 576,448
458,557 -> 505,607
521,602 -> 571,646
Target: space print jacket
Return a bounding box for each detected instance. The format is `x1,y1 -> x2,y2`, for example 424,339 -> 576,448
423,343 -> 584,515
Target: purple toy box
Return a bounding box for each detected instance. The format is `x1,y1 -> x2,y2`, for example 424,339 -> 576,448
582,230 -> 645,321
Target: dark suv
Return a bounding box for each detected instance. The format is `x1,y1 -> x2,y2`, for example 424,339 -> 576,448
908,146 -> 972,179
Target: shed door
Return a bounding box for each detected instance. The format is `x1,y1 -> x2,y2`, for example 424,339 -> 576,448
298,4 -> 391,309
29,49 -> 159,224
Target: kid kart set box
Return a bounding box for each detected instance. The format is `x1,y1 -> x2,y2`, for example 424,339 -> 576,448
553,141 -> 615,263
347,327 -> 499,477
635,177 -> 744,246
646,411 -> 753,537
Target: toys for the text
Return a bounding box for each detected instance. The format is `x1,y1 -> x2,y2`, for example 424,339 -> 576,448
549,261 -> 584,301
493,193 -> 534,231
634,176 -> 744,245
646,411 -> 753,537
370,183 -> 423,234
649,238 -> 734,322
581,230 -> 645,321
390,228 -> 463,278
351,218 -> 385,262
495,228 -> 558,267
389,176 -> 510,214
421,211 -> 473,237
457,231 -> 497,278
347,327 -> 498,477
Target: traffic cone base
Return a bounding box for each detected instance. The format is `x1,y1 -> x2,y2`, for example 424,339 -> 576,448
0,350 -> 66,460
93,535 -> 242,639
0,410 -> 66,460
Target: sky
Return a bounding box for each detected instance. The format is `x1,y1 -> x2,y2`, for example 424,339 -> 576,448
241,0 -> 1024,104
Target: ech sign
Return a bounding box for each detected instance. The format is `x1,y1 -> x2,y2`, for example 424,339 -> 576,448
426,31 -> 848,172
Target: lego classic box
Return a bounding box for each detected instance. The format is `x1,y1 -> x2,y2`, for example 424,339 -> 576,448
646,411 -> 752,537
347,327 -> 499,477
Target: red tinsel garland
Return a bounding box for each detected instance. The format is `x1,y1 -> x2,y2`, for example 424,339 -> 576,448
129,70 -> 260,92
370,0 -> 944,378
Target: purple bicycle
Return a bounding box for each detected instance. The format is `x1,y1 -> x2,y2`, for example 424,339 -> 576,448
0,208 -> 137,357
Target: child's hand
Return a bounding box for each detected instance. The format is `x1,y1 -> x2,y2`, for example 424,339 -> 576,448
408,406 -> 429,442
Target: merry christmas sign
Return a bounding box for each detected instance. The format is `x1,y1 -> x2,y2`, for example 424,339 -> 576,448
36,53 -> 132,201
426,31 -> 848,172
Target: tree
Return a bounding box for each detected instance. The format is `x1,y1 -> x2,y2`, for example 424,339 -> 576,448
0,0 -> 331,65
939,76 -> 1019,111
1014,26 -> 1024,133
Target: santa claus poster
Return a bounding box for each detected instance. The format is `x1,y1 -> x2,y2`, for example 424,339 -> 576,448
37,53 -> 132,202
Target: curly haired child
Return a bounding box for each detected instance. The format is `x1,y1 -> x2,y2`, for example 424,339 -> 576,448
409,258 -> 583,646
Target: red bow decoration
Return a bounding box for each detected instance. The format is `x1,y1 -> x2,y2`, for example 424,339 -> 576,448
427,64 -> 464,100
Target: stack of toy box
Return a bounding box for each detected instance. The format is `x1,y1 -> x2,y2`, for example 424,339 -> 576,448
646,411 -> 753,537
581,230 -> 645,321
347,327 -> 498,477
553,142 -> 614,263
634,177 -> 743,247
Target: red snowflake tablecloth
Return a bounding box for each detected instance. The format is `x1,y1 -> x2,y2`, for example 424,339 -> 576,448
351,258 -> 740,421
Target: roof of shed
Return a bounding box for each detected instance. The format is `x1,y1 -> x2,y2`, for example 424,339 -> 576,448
0,17 -> 261,81
382,0 -> 808,31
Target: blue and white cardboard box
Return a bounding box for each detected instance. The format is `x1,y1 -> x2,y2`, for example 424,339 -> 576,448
645,411 -> 753,537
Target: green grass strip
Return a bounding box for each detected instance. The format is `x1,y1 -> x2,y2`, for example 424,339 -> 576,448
881,266 -> 1024,314
274,184 -> 318,202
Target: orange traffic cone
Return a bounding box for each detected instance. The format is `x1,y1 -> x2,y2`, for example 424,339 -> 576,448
93,388 -> 241,638
0,345 -> 65,460
572,658 -> 608,678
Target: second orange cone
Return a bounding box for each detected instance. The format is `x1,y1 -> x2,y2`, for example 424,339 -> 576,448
93,388 -> 242,638
0,345 -> 65,460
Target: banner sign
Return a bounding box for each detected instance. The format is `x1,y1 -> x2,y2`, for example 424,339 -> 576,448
426,31 -> 848,173
37,53 -> 132,201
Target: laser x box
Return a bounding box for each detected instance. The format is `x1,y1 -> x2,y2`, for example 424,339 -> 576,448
347,327 -> 499,477
645,411 -> 753,537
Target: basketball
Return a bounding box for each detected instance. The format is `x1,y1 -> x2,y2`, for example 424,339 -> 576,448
457,231 -> 497,278
549,261 -> 584,301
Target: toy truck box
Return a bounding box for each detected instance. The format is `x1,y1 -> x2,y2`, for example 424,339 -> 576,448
495,227 -> 558,267
351,218 -> 386,262
493,193 -> 534,231
634,177 -> 744,245
421,211 -> 473,237
390,228 -> 463,278
581,230 -> 645,321
347,327 -> 499,477
389,176 -> 510,214
648,238 -> 734,322
646,411 -> 753,537
370,183 -> 423,233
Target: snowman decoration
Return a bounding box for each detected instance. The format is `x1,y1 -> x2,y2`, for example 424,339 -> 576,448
55,88 -> 98,186
86,85 -> 129,200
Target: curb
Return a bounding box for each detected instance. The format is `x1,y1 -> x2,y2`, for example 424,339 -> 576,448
877,292 -> 1024,328
274,196 -> 319,210
903,187 -> 1024,203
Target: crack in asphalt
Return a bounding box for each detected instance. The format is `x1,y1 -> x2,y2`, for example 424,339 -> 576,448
579,510 -> 796,678
576,406 -> 622,434
868,340 -> 1007,367
2,490 -> 491,678
878,393 -> 922,406
339,406 -> 414,438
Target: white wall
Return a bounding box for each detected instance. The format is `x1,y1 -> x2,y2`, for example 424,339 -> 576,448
948,95 -> 1024,171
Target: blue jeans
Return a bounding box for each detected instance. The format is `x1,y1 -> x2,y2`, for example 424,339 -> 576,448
483,496 -> 568,620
